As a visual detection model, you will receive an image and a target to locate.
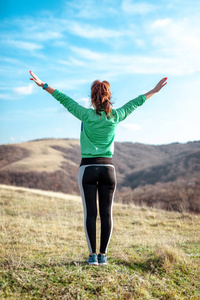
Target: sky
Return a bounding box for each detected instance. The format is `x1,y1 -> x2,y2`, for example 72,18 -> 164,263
0,0 -> 200,146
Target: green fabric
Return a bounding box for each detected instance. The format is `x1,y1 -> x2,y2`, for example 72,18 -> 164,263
52,89 -> 146,158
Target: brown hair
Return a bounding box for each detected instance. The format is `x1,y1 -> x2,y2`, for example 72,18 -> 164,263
91,80 -> 113,117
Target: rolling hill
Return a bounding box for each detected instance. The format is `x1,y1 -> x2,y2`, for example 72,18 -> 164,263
0,138 -> 199,212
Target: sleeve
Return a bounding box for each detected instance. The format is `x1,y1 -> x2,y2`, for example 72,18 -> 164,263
52,89 -> 89,121
115,95 -> 147,122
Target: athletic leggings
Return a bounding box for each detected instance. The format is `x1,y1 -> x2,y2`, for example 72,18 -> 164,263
78,163 -> 116,254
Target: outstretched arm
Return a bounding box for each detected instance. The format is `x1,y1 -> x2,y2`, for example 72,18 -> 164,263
29,71 -> 55,95
144,77 -> 167,99
29,70 -> 89,122
115,77 -> 168,122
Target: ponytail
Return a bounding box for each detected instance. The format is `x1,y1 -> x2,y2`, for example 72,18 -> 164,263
91,80 -> 113,117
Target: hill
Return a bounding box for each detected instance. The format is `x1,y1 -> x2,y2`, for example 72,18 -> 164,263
0,185 -> 200,299
0,138 -> 199,212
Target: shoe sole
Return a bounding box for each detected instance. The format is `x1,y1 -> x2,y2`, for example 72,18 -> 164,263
86,260 -> 99,265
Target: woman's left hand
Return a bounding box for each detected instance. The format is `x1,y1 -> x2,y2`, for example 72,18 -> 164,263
153,77 -> 167,93
144,77 -> 167,99
30,71 -> 44,87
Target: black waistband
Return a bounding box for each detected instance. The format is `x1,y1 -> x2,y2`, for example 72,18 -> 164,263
80,157 -> 113,167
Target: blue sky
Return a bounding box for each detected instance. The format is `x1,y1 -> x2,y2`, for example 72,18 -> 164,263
1,0 -> 200,145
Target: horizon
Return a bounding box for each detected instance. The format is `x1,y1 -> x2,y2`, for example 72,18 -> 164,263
1,136 -> 200,147
1,0 -> 200,145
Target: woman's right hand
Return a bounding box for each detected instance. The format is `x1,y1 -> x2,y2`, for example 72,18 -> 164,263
30,71 -> 44,87
30,71 -> 55,95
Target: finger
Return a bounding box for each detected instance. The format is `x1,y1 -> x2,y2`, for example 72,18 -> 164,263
161,78 -> 167,83
30,70 -> 38,80
161,82 -> 167,88
30,70 -> 34,77
31,73 -> 37,79
30,77 -> 37,83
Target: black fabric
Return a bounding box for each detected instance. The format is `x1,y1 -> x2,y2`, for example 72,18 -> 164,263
80,157 -> 113,166
81,165 -> 116,253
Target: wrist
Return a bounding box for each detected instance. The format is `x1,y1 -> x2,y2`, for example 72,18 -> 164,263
42,83 -> 48,90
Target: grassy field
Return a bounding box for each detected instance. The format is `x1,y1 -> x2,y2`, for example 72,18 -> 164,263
0,185 -> 200,299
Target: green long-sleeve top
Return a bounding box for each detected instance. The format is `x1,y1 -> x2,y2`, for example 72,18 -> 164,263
52,90 -> 146,158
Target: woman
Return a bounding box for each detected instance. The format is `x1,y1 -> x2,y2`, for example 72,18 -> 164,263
30,71 -> 167,265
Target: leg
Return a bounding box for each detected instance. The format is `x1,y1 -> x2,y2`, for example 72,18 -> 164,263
78,166 -> 98,254
98,166 -> 116,254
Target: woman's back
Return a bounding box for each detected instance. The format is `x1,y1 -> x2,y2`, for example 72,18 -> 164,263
80,109 -> 118,158
52,88 -> 147,158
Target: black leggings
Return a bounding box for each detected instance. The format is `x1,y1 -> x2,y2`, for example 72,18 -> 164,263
78,164 -> 116,254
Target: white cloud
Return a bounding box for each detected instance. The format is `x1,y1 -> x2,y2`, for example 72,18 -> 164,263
0,93 -> 15,100
27,31 -> 63,41
78,97 -> 91,107
122,0 -> 157,14
1,16 -> 64,41
151,18 -> 171,28
68,22 -> 123,39
5,40 -> 43,51
151,18 -> 200,53
0,57 -> 25,65
13,84 -> 34,95
122,123 -> 141,130
149,17 -> 200,73
71,46 -> 185,75
1,15 -> 131,47
65,0 -> 119,19
4,15 -> 126,44
58,58 -> 85,66
72,47 -> 103,60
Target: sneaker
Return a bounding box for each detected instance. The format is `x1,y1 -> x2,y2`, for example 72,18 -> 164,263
86,253 -> 98,265
98,254 -> 107,266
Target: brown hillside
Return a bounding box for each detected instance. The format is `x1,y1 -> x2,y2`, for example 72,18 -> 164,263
0,139 -> 199,212
0,139 -> 81,194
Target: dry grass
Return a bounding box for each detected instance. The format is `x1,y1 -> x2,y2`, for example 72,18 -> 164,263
0,185 -> 200,299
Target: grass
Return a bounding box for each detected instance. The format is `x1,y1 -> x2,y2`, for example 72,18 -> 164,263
0,185 -> 200,299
